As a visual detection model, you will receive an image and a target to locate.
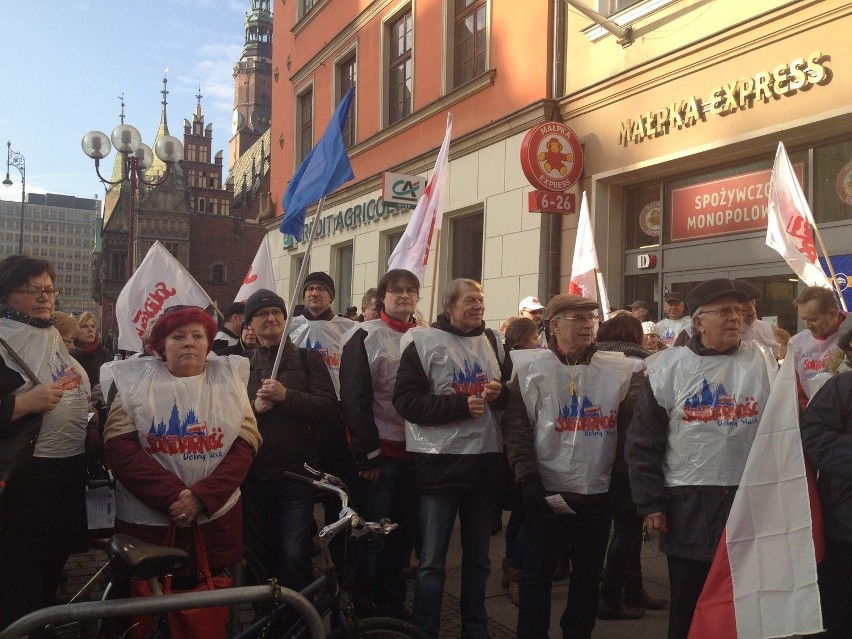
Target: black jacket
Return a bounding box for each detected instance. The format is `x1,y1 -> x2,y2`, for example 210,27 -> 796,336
392,314 -> 507,493
245,339 -> 337,479
801,370 -> 852,542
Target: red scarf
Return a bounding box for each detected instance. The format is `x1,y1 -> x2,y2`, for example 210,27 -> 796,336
380,310 -> 416,333
75,338 -> 101,354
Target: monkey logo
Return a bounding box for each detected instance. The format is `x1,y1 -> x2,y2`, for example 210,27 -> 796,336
520,123 -> 584,192
538,137 -> 573,176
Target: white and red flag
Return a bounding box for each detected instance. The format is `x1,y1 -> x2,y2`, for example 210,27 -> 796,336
387,114 -> 452,285
234,237 -> 275,303
569,192 -> 611,315
688,356 -> 824,639
766,142 -> 832,289
115,241 -> 213,353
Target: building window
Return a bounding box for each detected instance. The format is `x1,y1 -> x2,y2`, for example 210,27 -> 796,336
599,0 -> 642,15
453,0 -> 487,87
385,228 -> 405,265
297,87 -> 314,164
450,212 -> 483,282
387,7 -> 413,126
199,198 -> 206,213
110,252 -> 126,282
299,0 -> 318,19
335,243 -> 354,314
338,53 -> 357,148
210,262 -> 226,284
814,137 -> 852,223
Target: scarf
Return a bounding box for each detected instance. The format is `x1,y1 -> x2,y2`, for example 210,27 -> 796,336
380,310 -> 416,333
74,338 -> 101,354
0,302 -> 54,329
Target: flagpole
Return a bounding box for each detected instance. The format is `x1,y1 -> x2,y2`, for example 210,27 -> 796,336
270,197 -> 325,379
811,222 -> 847,311
426,229 -> 442,323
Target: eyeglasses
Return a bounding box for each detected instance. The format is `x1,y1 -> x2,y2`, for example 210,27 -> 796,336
555,313 -> 599,324
523,308 -> 545,315
387,287 -> 419,298
699,306 -> 744,318
305,285 -> 329,294
253,309 -> 285,320
13,286 -> 61,298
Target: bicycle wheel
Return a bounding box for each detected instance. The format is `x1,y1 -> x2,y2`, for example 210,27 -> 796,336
228,545 -> 269,633
350,617 -> 430,639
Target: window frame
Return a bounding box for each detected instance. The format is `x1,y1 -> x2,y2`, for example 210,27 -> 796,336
335,48 -> 358,149
295,84 -> 315,165
450,0 -> 489,90
384,5 -> 414,127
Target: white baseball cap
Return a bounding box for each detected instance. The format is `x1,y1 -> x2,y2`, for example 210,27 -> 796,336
519,296 -> 545,313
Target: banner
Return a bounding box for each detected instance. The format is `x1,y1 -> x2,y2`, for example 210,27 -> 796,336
234,237 -> 275,303
115,242 -> 213,353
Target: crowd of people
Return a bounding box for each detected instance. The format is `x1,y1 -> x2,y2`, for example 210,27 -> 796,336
1,251 -> 851,639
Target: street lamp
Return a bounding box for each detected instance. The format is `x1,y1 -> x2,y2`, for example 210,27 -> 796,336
3,141 -> 26,255
81,125 -> 183,275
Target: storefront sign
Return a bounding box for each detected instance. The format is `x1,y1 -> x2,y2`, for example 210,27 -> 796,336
637,254 -> 657,269
670,164 -> 804,242
528,190 -> 576,214
282,196 -> 406,248
618,52 -> 830,146
382,171 -> 424,210
520,122 -> 584,191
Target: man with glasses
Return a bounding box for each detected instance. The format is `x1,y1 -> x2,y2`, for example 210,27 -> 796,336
626,278 -> 777,639
519,296 -> 548,347
736,280 -> 779,359
340,269 -> 421,620
790,285 -> 846,408
502,293 -> 637,639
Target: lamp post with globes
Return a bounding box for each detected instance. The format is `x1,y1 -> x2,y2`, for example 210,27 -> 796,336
3,141 -> 26,255
81,125 -> 183,276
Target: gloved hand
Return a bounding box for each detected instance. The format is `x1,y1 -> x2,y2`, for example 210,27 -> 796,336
519,474 -> 550,513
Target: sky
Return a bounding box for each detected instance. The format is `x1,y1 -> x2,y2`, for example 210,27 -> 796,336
0,1 -> 252,205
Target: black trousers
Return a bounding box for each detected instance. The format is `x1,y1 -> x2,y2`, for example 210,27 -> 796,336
817,535 -> 852,638
666,555 -> 711,639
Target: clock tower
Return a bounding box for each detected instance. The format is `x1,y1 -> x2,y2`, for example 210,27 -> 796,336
229,0 -> 273,170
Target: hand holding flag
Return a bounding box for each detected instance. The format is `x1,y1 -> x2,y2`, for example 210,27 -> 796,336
280,87 -> 355,240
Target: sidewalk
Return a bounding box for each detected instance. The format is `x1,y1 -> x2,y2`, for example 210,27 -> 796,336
58,512 -> 670,638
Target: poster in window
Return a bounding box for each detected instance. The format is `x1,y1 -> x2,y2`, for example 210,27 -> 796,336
836,160 -> 852,205
638,201 -> 661,237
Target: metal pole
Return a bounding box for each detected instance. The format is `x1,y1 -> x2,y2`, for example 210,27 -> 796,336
18,175 -> 24,254
3,141 -> 25,254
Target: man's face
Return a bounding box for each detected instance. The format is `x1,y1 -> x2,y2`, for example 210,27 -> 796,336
520,307 -> 545,325
241,325 -> 257,347
742,299 -> 757,326
693,294 -> 743,351
446,284 -> 484,333
227,313 -> 244,331
631,307 -> 649,322
384,282 -> 418,321
249,306 -> 285,346
798,299 -> 839,338
665,300 -> 685,320
550,307 -> 598,354
362,298 -> 379,321
304,284 -> 333,315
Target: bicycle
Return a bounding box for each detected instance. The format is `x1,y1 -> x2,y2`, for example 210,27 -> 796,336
0,466 -> 427,639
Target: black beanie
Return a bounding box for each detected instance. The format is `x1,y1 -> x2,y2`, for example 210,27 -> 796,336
303,272 -> 336,300
244,289 -> 287,324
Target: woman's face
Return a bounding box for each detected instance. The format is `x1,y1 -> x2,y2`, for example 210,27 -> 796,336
77,320 -> 97,345
161,321 -> 209,377
6,272 -> 56,321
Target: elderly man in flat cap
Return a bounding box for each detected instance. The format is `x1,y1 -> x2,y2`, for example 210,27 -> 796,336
625,278 -> 777,639
503,294 -> 638,639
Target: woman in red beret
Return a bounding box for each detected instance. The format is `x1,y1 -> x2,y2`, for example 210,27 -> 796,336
103,306 -> 262,581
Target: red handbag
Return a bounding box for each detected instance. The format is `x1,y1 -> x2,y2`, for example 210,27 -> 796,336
130,524 -> 234,639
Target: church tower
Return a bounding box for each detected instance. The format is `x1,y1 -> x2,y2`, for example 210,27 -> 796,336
229,0 -> 273,170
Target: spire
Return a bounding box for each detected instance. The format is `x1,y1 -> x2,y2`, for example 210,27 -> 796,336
242,0 -> 273,61
194,85 -> 203,124
109,94 -> 128,185
147,69 -> 171,181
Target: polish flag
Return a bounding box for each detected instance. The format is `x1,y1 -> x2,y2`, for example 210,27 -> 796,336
387,114 -> 452,286
765,142 -> 832,289
688,356 -> 824,639
234,237 -> 275,303
568,192 -> 611,315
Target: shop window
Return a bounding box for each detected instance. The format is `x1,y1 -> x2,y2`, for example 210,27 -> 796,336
337,53 -> 357,148
624,184 -> 662,250
450,211 -> 483,282
814,138 -> 852,224
453,0 -> 487,88
386,6 -> 413,126
335,243 -> 354,314
296,87 -> 314,165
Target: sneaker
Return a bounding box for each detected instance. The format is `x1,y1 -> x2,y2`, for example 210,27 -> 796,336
623,589 -> 668,610
597,600 -> 645,620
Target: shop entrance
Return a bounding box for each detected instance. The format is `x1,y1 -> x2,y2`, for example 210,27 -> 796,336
663,266 -> 800,336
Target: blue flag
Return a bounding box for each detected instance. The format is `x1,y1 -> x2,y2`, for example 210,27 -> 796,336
280,87 -> 355,240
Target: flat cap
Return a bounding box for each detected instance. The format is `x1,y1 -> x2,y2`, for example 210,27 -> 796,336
734,279 -> 762,301
664,292 -> 684,303
629,300 -> 650,311
546,294 -> 598,320
686,278 -> 749,316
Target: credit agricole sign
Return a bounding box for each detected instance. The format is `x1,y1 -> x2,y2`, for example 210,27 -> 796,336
618,51 -> 830,146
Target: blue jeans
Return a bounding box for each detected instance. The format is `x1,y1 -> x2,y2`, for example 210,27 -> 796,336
412,488 -> 495,639
241,475 -> 317,591
351,457 -> 418,617
518,500 -> 611,639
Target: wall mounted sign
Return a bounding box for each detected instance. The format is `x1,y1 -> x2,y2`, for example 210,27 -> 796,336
527,190 -> 576,214
669,164 -> 804,242
618,51 -> 830,146
282,196 -> 407,248
520,122 -> 584,191
637,254 -> 657,269
638,201 -> 661,237
382,171 -> 424,210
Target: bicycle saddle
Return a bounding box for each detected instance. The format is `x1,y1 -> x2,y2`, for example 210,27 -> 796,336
107,534 -> 190,580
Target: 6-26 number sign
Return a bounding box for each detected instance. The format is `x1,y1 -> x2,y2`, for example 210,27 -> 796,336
528,190 -> 576,215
